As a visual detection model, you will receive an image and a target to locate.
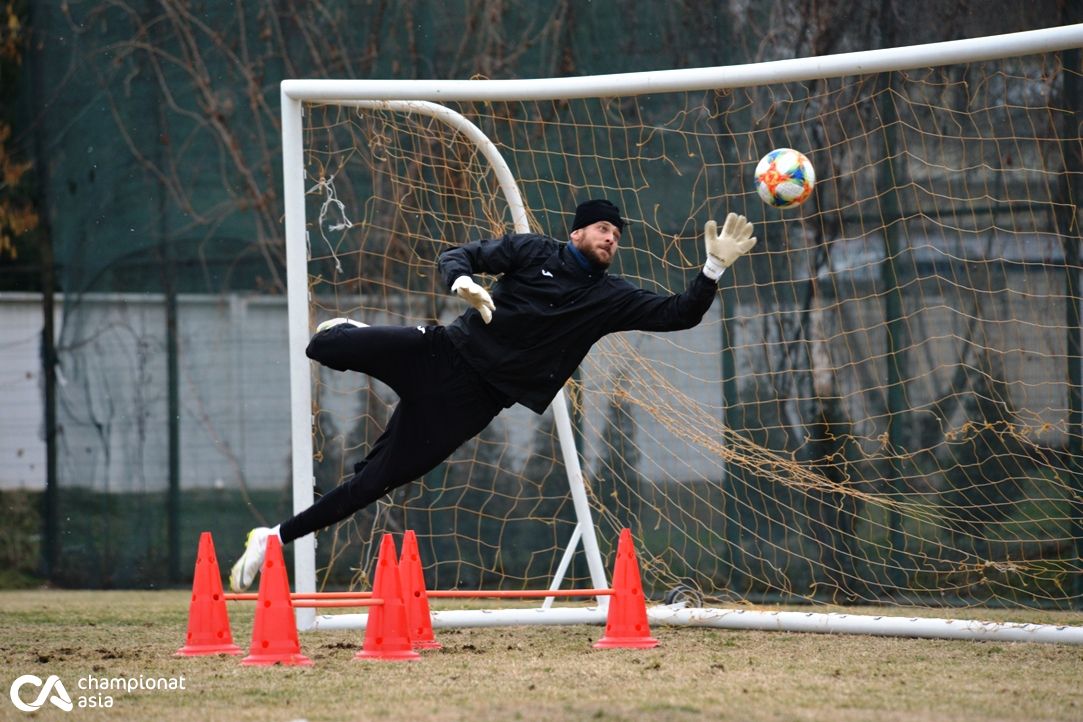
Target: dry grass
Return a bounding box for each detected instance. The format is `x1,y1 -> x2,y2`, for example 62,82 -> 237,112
1,590 -> 1082,721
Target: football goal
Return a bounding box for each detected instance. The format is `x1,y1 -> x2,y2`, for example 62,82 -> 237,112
280,23 -> 1083,643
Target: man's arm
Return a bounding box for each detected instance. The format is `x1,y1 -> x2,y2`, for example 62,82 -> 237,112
604,272 -> 720,333
438,234 -> 520,324
437,233 -> 526,289
438,233 -> 551,324
605,213 -> 756,333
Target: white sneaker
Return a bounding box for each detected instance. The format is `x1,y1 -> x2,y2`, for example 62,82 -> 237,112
316,318 -> 368,333
229,527 -> 275,592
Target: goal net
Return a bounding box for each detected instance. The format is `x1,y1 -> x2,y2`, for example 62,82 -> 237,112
285,27 -> 1083,615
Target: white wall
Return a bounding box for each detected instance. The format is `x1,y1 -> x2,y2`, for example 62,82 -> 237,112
0,294 -> 48,489
0,292 -> 293,492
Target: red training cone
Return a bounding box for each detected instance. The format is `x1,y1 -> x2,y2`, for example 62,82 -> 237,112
399,530 -> 441,650
241,535 -> 312,666
593,528 -> 658,649
355,534 -> 420,661
176,532 -> 243,656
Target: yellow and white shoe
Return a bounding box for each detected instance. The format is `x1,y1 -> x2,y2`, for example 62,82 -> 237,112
229,527 -> 277,593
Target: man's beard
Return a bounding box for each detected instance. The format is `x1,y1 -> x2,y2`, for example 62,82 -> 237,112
581,245 -> 613,269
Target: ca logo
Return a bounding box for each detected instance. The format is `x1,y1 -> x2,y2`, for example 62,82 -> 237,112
9,674 -> 73,713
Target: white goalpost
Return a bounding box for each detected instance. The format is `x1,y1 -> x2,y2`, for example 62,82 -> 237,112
281,24 -> 1083,643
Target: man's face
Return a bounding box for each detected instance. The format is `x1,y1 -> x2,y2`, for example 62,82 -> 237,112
570,220 -> 621,268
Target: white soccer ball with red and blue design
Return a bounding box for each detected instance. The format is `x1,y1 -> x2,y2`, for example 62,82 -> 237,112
754,148 -> 816,209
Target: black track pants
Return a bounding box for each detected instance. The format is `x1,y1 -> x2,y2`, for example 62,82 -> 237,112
278,324 -> 505,544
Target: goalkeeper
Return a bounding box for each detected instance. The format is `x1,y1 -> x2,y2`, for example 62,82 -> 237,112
230,199 -> 756,591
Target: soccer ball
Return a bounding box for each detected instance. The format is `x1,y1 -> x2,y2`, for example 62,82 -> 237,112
754,148 -> 816,209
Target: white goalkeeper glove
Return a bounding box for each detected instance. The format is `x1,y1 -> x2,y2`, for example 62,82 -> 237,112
451,275 -> 495,324
702,212 -> 757,280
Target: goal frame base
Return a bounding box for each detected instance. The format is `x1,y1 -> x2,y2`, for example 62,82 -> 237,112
305,604 -> 1083,645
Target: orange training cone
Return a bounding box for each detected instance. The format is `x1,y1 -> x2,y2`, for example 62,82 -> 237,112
593,528 -> 659,649
355,534 -> 420,661
241,535 -> 313,666
399,530 -> 441,650
176,532 -> 243,656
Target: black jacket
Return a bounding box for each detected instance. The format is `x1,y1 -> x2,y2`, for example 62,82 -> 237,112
438,233 -> 718,414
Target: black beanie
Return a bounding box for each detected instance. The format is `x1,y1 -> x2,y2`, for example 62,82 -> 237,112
571,199 -> 626,232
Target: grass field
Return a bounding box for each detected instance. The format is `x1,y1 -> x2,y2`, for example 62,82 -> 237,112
2,590 -> 1082,721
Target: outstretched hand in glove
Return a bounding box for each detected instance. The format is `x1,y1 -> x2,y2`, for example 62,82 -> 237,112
702,213 -> 757,280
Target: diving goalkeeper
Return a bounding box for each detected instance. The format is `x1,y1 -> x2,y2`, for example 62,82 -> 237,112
229,199 -> 756,591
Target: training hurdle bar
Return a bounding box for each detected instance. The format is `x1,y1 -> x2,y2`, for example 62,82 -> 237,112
226,589 -> 612,601
227,596 -> 386,609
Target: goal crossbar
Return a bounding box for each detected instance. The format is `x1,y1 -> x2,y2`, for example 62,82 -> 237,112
282,24 -> 1083,103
